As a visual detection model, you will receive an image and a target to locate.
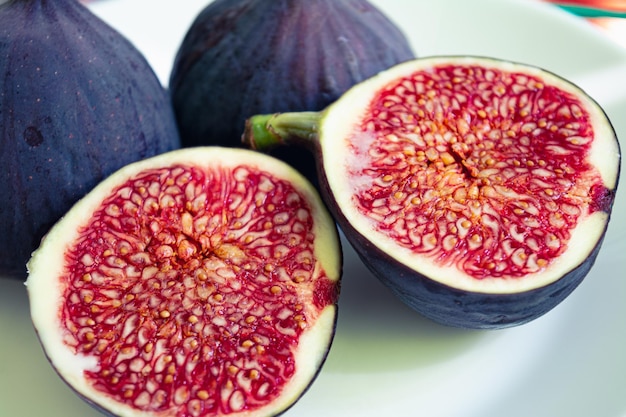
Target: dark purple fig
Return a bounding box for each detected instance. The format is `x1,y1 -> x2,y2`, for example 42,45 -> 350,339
243,56 -> 621,329
0,0 -> 181,279
26,146 -> 341,417
169,0 -> 415,181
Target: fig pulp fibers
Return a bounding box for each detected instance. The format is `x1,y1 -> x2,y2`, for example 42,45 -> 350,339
54,162 -> 338,416
347,63 -> 612,278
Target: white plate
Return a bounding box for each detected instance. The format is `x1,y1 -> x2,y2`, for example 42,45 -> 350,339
1,0 -> 625,416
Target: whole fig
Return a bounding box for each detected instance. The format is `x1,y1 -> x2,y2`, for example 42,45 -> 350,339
0,0 -> 181,279
169,0 -> 415,180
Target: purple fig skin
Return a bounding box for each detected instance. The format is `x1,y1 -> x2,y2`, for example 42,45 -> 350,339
169,0 -> 415,182
316,160 -> 617,330
0,0 -> 180,279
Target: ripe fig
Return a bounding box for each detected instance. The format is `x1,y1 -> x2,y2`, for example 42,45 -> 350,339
26,147 -> 341,417
243,55 -> 621,329
0,0 -> 180,279
169,0 -> 415,181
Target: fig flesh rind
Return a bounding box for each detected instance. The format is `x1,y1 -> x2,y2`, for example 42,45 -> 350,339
26,147 -> 341,416
333,196 -> 606,329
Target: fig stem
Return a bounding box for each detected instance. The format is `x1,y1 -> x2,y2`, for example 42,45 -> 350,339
243,111 -> 322,151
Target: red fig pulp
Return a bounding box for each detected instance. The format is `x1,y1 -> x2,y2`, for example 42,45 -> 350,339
26,147 -> 341,416
243,56 -> 620,329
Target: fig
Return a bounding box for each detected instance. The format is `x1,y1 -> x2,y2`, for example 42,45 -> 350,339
26,147 -> 341,417
169,0 -> 415,181
0,0 -> 180,279
243,55 -> 621,329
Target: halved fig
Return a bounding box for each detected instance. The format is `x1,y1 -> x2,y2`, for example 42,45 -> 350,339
26,147 -> 341,416
243,55 -> 621,329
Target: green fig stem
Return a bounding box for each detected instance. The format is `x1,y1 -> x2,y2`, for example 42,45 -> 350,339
242,111 -> 322,151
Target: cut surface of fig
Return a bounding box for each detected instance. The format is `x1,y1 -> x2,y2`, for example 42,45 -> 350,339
243,56 -> 620,329
26,147 -> 341,416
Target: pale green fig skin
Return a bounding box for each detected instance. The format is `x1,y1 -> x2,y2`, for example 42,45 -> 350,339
26,147 -> 342,417
243,55 -> 621,329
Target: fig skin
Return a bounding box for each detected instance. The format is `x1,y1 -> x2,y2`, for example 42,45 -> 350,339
324,179 -> 611,329
0,0 -> 180,279
244,56 -> 621,329
315,148 -> 619,329
169,0 -> 415,181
